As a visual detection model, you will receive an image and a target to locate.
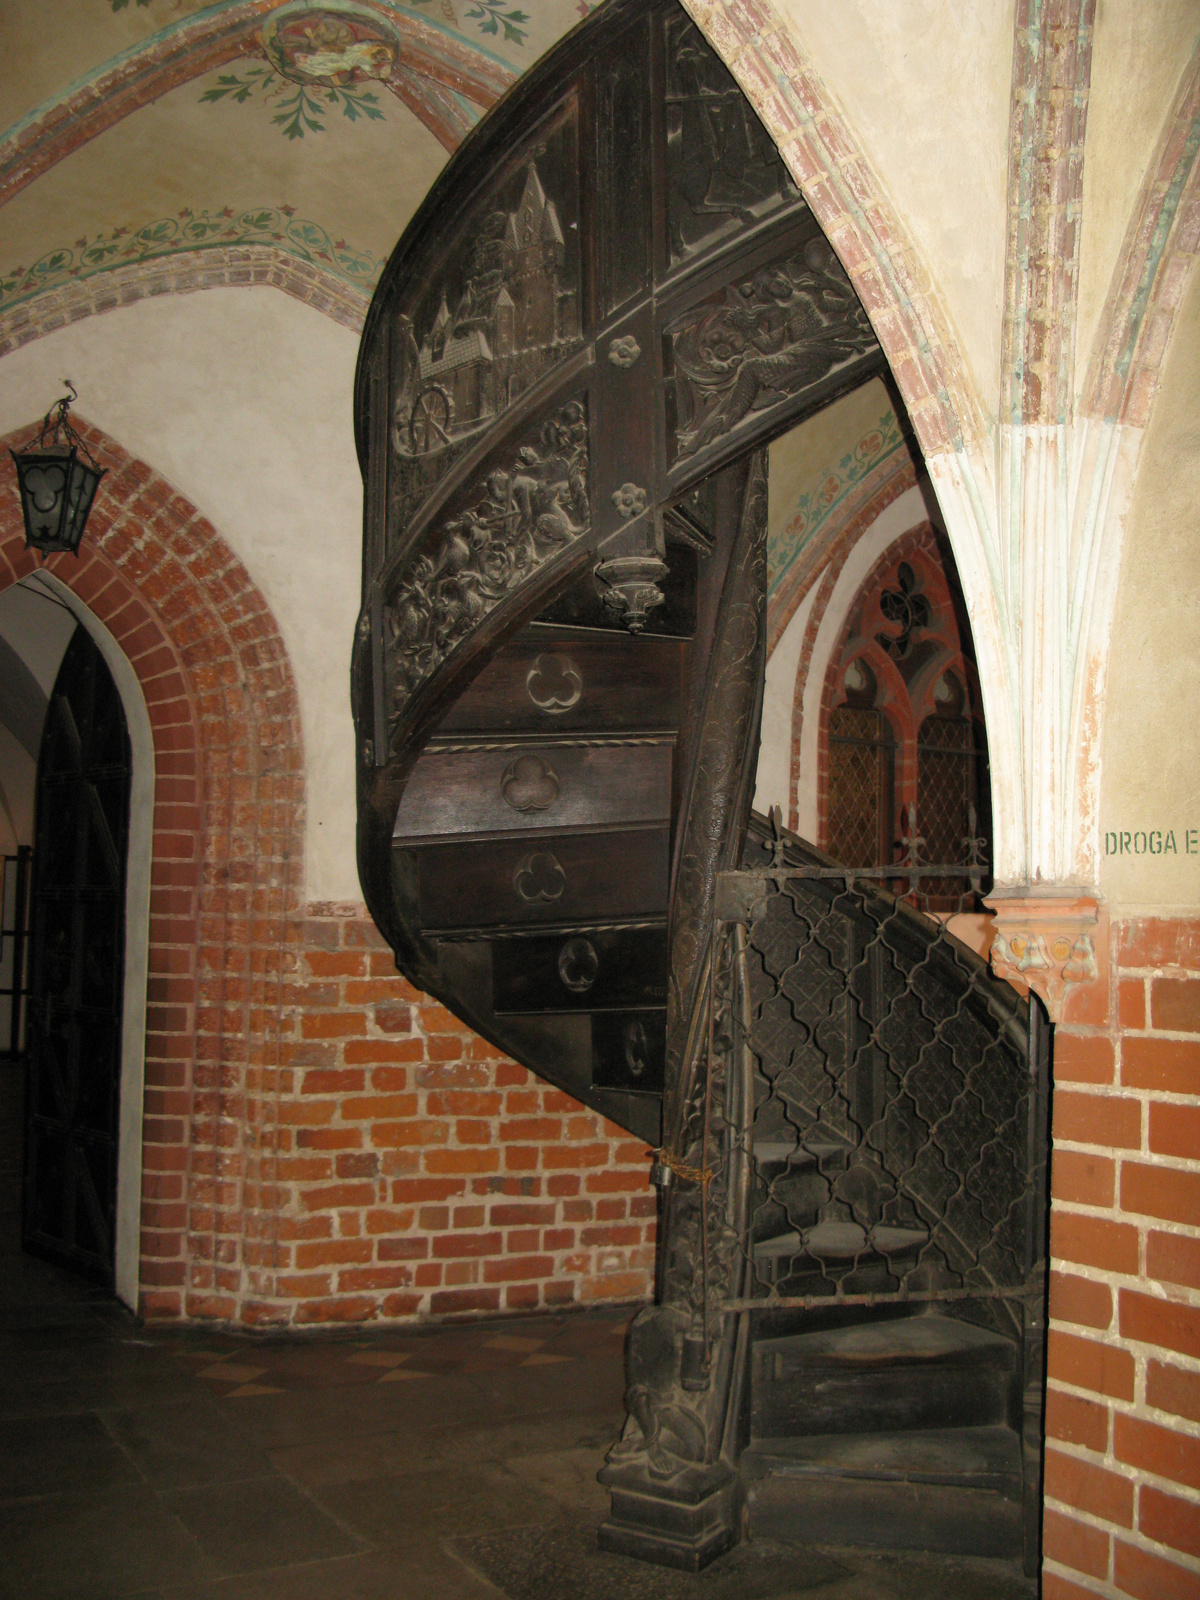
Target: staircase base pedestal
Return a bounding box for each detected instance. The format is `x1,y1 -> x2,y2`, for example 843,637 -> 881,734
598,1457 -> 740,1571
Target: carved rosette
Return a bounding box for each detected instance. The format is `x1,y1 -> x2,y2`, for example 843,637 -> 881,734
986,894 -> 1100,1020
383,400 -> 589,741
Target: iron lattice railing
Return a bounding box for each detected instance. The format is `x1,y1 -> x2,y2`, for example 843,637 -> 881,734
662,817 -> 1043,1346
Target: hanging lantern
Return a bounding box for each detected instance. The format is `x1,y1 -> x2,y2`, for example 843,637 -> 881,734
9,381 -> 107,557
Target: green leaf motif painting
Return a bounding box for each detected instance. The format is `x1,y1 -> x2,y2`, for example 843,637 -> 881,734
0,207 -> 385,321
463,0 -> 530,45
112,0 -> 532,49
406,0 -> 531,46
198,65 -> 384,141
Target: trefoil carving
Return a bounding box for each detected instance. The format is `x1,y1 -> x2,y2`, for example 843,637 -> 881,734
525,652 -> 582,713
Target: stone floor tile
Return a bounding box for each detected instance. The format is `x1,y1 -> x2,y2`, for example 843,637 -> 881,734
102,1395 -> 276,1489
0,1484 -> 216,1598
312,1463 -> 565,1550
450,1526 -> 852,1600
161,1475 -> 363,1576
268,1432 -> 411,1490
0,1412 -> 141,1500
158,1543 -> 505,1600
0,1249 -> 1037,1600
501,1447 -> 612,1520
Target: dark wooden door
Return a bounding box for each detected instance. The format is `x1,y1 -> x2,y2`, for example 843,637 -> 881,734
23,625 -> 131,1283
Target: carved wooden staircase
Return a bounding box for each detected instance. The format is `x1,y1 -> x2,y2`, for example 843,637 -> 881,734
385,558 -> 695,1147
353,0 -> 1047,1583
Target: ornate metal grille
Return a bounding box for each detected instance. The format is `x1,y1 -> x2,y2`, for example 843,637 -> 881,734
740,880 -> 1032,1326
692,825 -> 1044,1341
827,706 -> 892,868
604,816 -> 1048,1573
916,714 -> 983,908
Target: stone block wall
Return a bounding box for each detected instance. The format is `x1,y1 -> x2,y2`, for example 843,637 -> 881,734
1044,914 -> 1200,1598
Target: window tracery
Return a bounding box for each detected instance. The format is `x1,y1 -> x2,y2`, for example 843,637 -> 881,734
818,531 -> 991,908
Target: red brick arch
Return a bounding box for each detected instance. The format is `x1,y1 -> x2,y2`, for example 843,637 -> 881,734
0,416 -> 305,1320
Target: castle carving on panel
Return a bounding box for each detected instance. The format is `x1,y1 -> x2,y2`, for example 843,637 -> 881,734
392,164 -> 580,460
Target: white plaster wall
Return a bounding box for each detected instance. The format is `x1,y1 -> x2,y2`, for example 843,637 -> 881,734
777,0 -> 1014,423
754,576 -> 822,819
0,289 -> 364,901
1077,3 -> 1200,395
1099,261 -> 1200,911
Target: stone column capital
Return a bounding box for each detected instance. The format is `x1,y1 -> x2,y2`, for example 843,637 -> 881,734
984,892 -> 1100,1021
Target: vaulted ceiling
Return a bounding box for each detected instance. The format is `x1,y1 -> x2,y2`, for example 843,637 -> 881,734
0,1 -> 600,328
0,0 -> 918,610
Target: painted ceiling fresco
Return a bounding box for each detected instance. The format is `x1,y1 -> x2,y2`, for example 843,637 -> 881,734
0,0 -> 601,320
769,380 -> 906,593
0,0 -> 916,641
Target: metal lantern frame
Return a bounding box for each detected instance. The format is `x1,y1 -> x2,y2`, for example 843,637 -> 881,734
9,381 -> 107,557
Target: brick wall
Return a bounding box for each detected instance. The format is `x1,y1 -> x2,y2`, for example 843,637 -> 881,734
259,904 -> 656,1325
1044,914 -> 1200,1598
0,420 -> 655,1331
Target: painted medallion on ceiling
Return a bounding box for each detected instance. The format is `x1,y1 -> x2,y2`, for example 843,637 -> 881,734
262,5 -> 401,87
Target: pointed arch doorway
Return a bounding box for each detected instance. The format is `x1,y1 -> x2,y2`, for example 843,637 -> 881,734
23,623 -> 132,1286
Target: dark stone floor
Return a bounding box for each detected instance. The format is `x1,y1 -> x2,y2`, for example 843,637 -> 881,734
0,1063 -> 1036,1598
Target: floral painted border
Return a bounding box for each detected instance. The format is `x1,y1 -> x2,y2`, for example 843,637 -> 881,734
767,407 -> 906,599
110,0 -> 533,48
0,207 -> 384,319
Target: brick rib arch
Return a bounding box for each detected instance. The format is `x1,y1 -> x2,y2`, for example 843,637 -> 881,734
0,417 -> 304,1320
0,250 -> 371,362
1084,40 -> 1200,427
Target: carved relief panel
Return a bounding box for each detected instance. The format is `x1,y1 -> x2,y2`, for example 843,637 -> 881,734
381,399 -> 589,741
664,12 -> 799,266
386,102 -> 584,547
354,0 -> 879,1152
664,235 -> 880,473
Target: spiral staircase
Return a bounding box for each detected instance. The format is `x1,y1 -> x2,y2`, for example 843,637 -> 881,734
352,0 -> 1047,1582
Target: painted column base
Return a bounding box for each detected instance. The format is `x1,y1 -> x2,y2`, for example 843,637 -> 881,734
597,1455 -> 741,1571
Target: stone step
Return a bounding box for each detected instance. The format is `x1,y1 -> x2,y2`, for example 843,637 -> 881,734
752,1312 -> 1017,1438
753,1219 -> 929,1264
751,1137 -> 847,1166
744,1424 -> 1024,1560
